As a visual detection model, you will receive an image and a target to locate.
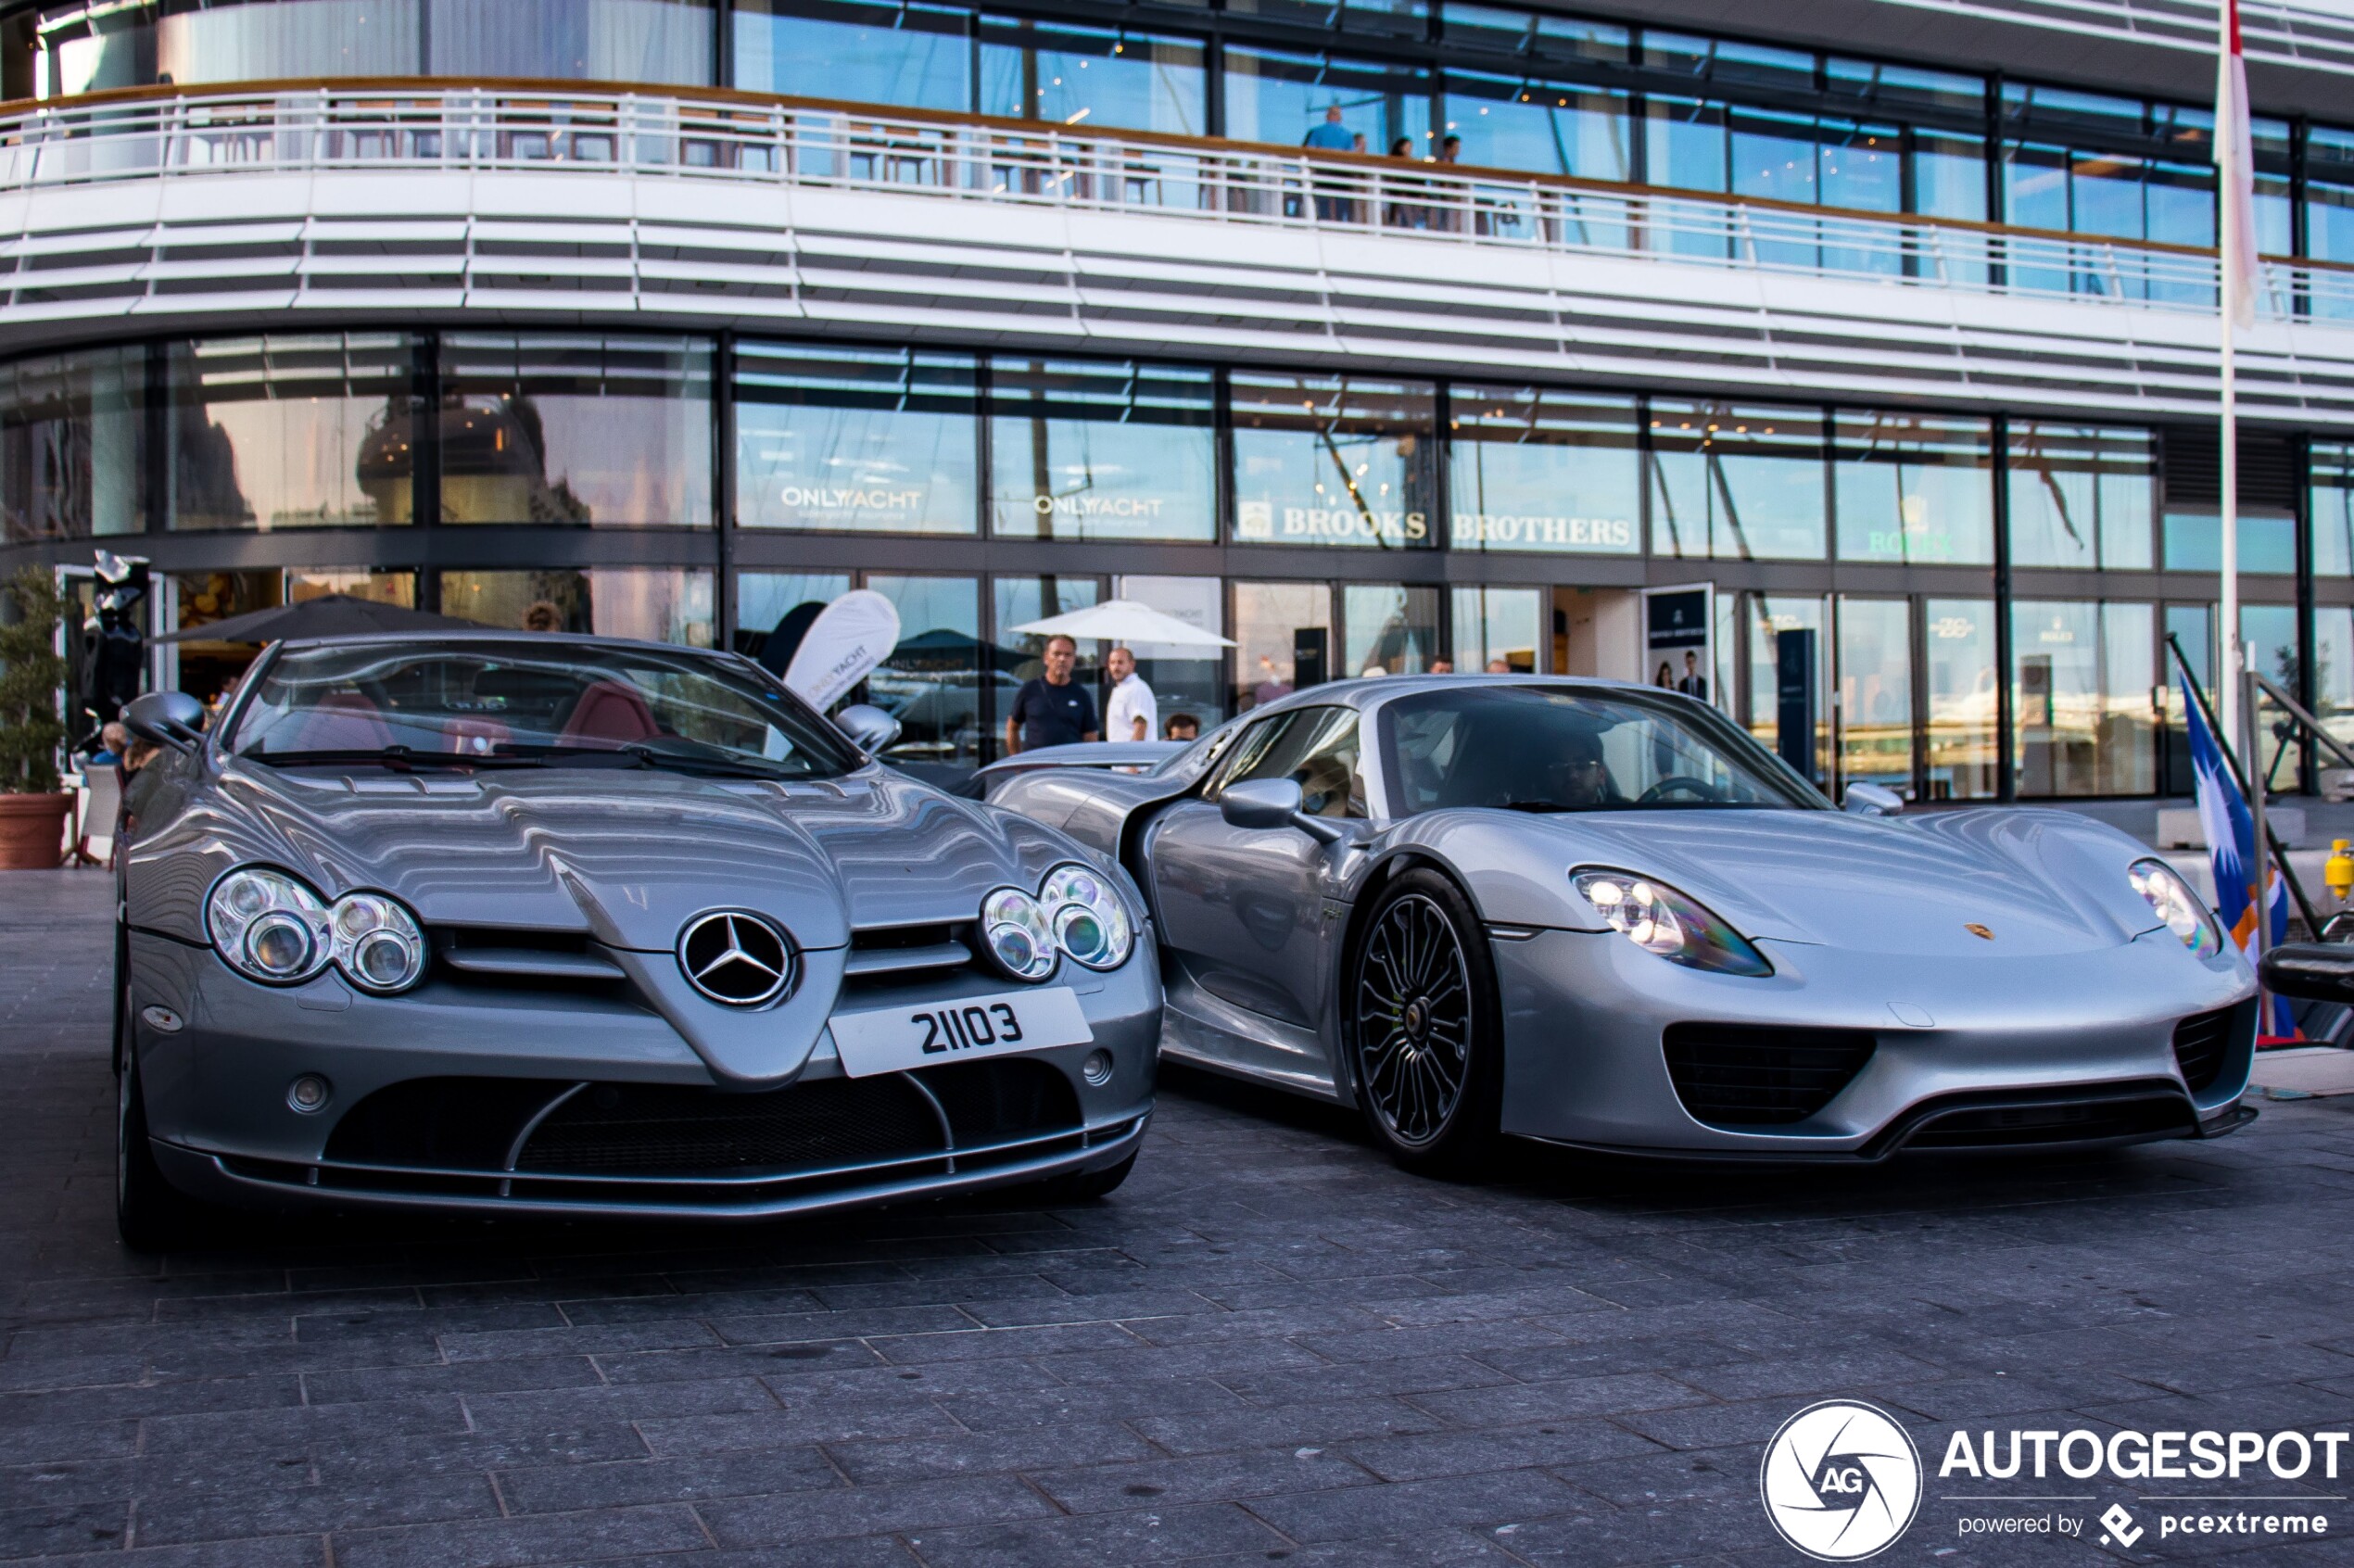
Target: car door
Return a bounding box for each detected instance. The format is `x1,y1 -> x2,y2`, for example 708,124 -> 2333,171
1145,706 -> 1369,1030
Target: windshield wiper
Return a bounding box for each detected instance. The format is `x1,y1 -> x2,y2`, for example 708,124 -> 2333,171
242,746 -> 549,772
490,740 -> 798,780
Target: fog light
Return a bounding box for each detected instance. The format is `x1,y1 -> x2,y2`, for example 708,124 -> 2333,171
1081,1049 -> 1114,1086
287,1074 -> 332,1114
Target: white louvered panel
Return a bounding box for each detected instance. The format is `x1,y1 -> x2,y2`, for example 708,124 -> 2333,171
6,167 -> 2354,430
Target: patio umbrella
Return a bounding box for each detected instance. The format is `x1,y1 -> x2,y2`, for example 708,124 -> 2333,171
1010,599 -> 1234,649
157,594 -> 485,644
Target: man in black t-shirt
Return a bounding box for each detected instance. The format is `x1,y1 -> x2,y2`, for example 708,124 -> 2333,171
1005,634 -> 1099,754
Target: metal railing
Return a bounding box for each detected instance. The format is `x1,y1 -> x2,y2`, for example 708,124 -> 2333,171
4,82 -> 2352,323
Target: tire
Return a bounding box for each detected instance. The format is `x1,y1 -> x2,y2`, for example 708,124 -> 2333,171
1343,868 -> 1504,1176
1031,1150 -> 1138,1204
116,999 -> 209,1253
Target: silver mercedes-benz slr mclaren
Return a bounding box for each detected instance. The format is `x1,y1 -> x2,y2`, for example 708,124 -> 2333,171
110,634 -> 1156,1247
981,675 -> 2258,1171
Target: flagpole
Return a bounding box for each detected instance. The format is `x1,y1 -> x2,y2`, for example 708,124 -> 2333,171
2218,0 -> 2243,752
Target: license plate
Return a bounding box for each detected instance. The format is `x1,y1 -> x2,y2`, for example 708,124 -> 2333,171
829,987 -> 1094,1078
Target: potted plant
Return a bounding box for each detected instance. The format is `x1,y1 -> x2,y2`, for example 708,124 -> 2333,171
0,567 -> 70,870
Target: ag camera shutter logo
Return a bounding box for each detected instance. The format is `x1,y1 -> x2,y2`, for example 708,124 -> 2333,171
1760,1400 -> 1923,1561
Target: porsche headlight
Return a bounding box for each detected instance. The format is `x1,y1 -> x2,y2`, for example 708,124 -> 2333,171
207,868 -> 427,993
1040,861 -> 1134,970
2129,858 -> 2221,958
979,886 -> 1057,982
1573,869 -> 1773,978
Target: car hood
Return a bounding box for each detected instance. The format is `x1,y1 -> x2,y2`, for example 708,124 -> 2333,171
201,761 -> 1068,952
1445,806 -> 2162,957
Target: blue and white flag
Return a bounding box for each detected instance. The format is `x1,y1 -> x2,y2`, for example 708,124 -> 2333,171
2185,688 -> 2293,1035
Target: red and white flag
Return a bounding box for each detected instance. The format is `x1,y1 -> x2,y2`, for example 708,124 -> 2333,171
2216,0 -> 2259,328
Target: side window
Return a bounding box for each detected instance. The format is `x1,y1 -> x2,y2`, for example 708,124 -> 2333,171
1202,714 -> 1293,800
1230,708 -> 1366,820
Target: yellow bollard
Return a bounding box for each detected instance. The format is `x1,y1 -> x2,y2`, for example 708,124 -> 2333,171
2328,839 -> 2354,904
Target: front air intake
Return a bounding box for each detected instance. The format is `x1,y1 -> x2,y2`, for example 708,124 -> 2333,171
1662,1023 -> 1878,1128
2171,1007 -> 2236,1094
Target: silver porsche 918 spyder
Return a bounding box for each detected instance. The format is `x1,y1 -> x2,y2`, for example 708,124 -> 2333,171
111,634 -> 1156,1247
981,676 -> 2256,1171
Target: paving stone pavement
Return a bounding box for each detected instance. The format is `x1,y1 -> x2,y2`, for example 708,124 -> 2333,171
5,867 -> 2354,1567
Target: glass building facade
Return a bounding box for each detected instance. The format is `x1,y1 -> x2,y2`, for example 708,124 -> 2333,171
1,0 -> 2349,802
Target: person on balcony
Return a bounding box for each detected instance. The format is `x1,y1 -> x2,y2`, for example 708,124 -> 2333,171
1304,106 -> 1357,223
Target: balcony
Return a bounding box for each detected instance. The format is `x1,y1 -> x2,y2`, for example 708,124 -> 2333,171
2,81 -> 2351,426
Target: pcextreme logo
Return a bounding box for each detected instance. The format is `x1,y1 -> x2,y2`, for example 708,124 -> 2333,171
1759,1400 -> 1924,1561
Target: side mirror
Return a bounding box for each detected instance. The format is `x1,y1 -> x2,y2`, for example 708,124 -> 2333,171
123,690 -> 205,753
1842,781 -> 1904,817
1221,778 -> 1304,829
1220,778 -> 1344,843
2259,942 -> 2354,1003
835,703 -> 902,756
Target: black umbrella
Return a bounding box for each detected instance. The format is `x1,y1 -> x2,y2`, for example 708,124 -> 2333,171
158,594 -> 485,645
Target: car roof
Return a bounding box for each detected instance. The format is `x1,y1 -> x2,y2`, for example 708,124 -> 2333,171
1243,672 -> 1662,721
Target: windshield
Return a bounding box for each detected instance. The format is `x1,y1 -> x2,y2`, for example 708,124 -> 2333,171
1379,685 -> 1818,815
229,641 -> 862,779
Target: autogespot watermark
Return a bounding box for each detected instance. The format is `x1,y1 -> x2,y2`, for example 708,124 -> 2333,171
1758,1400 -> 2347,1558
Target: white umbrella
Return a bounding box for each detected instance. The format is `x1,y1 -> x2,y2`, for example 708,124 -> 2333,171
1010,598 -> 1234,650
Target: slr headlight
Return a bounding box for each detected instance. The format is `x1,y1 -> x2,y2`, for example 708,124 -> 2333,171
330,893 -> 427,993
980,887 -> 1057,981
1573,869 -> 1773,978
208,869 -> 332,985
1040,861 -> 1134,970
2129,858 -> 2222,958
207,869 -> 427,993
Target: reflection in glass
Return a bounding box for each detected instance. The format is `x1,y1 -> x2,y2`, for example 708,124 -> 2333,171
734,572 -> 854,665
1224,0 -> 1424,40
1923,598 -> 1997,800
1833,411 -> 1993,564
2162,509 -> 2296,575
1442,72 -> 1631,183
1837,598 -> 1911,791
2316,441 -> 2354,577
1233,581 -> 1330,713
438,336 -> 712,527
1,347 -> 144,544
285,570 -> 415,608
1222,45 -> 1431,157
864,575 -> 982,766
1740,594 -> 1828,784
1450,587 -> 1540,673
2310,127 -> 2354,318
15,0 -> 421,96
2313,608 -> 2354,782
1650,401 -> 1826,561
1231,373 -> 1437,550
2244,602 -> 2302,788
988,360 -> 1215,541
2010,601 -> 2154,796
167,335 -> 416,532
733,0 -> 969,108
425,0 -> 713,82
437,570 -> 715,646
1448,386 -> 1639,554
737,344 -> 979,534
980,19 -> 1205,136
1440,6 -> 1628,65
1113,575 -> 1227,732
2006,423 -> 2155,570
1343,585 -> 1437,677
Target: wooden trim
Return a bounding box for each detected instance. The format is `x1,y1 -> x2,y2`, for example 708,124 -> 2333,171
4,74 -> 2350,275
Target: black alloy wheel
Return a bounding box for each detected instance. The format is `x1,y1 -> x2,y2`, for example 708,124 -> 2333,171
1346,868 -> 1503,1173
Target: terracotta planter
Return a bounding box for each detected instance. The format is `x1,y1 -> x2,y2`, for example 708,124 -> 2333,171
0,792 -> 70,870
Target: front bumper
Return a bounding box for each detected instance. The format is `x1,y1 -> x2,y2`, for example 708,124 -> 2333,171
1490,926 -> 2258,1160
127,929 -> 1158,1220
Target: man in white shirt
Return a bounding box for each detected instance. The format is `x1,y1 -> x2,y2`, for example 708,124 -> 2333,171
1103,646 -> 1157,743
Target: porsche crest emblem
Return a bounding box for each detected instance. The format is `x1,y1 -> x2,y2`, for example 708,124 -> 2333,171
1964,923 -> 1995,941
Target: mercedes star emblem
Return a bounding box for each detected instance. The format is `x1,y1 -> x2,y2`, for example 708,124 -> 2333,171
677,911 -> 793,1005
